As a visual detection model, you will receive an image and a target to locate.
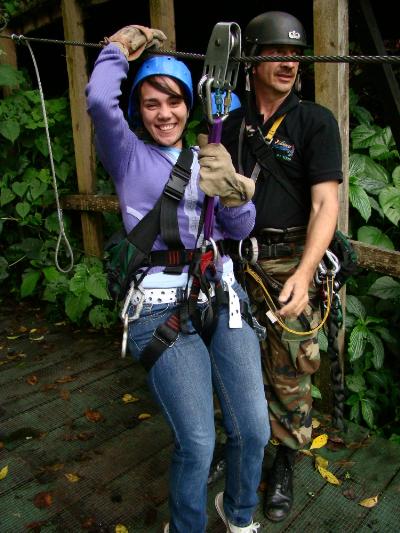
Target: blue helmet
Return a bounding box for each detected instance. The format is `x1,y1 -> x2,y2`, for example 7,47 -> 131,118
128,56 -> 193,123
211,91 -> 241,115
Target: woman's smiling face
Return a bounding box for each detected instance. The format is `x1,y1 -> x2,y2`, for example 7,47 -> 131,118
139,76 -> 189,148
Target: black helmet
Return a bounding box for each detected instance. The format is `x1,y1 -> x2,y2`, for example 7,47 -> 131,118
244,11 -> 307,54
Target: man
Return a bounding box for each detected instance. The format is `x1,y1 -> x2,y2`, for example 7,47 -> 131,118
219,11 -> 342,523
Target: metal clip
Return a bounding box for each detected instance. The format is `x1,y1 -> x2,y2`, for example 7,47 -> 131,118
198,22 -> 241,125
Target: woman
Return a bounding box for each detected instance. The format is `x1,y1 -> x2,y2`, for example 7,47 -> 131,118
86,24 -> 269,533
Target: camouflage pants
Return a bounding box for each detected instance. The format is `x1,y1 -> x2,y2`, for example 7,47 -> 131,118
246,256 -> 321,451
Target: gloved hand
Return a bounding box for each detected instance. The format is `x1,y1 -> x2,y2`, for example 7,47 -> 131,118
197,133 -> 255,207
104,25 -> 167,61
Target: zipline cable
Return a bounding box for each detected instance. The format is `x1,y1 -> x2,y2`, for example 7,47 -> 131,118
1,33 -> 400,64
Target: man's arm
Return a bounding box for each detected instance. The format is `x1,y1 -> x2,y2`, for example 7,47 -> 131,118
278,180 -> 339,318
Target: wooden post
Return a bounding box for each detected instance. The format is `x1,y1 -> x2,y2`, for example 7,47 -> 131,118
313,0 -> 349,412
0,30 -> 18,97
61,0 -> 103,258
149,0 -> 176,50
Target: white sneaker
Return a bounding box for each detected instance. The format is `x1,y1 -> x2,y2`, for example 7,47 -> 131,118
164,524 -> 169,533
215,492 -> 261,533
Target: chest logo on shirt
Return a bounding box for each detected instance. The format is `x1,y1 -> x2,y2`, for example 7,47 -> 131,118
272,138 -> 295,161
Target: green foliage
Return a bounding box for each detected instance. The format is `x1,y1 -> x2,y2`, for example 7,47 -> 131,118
344,89 -> 400,437
0,64 -> 117,328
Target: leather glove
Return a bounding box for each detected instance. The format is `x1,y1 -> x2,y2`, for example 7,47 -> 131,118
197,133 -> 255,207
104,25 -> 167,61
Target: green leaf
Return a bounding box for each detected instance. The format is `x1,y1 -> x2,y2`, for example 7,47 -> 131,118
311,384 -> 322,399
42,266 -> 62,282
65,292 -> 92,322
0,64 -> 23,87
0,120 -> 20,143
368,196 -> 384,218
317,328 -> 328,352
379,186 -> 400,226
368,276 -> 400,300
349,183 -> 371,221
346,295 -> 366,318
361,399 -> 374,428
12,181 -> 29,197
345,374 -> 366,393
351,123 -> 379,149
87,272 -> 111,301
367,331 -> 385,369
0,257 -> 9,281
21,270 -> 41,298
392,166 -> 400,188
350,402 -> 360,421
16,201 -> 31,218
349,154 -> 389,194
88,305 -> 116,329
45,212 -> 61,233
367,370 -> 387,389
349,324 -> 368,361
29,179 -> 48,200
0,188 -> 15,207
369,144 -> 392,160
357,226 -> 395,250
374,326 -> 397,344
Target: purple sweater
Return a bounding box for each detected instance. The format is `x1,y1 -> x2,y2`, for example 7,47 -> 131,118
86,45 -> 255,273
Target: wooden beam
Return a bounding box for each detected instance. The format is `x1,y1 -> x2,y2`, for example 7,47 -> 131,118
61,0 -> 103,258
149,0 -> 176,50
313,0 -> 349,235
61,194 -> 120,213
351,241 -> 400,278
313,0 -> 349,413
0,30 -> 18,97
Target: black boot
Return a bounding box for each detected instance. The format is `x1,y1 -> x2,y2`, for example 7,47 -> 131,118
264,445 -> 296,522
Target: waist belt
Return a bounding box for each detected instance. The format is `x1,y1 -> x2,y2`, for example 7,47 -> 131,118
257,242 -> 304,259
256,226 -> 307,245
130,271 -> 236,306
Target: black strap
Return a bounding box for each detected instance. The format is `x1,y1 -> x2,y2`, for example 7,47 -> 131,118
123,148 -> 194,278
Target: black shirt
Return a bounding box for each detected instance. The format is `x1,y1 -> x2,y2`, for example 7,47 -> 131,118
221,92 -> 343,231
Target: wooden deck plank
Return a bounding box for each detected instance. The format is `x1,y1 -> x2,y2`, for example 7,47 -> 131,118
289,434 -> 400,533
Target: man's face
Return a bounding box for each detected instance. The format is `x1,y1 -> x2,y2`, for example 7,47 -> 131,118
252,45 -> 301,97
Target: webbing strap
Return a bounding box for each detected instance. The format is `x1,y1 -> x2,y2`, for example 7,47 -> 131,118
140,312 -> 180,372
265,114 -> 286,143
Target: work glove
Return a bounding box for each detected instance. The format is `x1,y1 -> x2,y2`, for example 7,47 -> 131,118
104,25 -> 167,61
197,133 -> 255,207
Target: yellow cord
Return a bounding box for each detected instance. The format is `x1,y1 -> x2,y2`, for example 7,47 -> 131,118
244,264 -> 333,336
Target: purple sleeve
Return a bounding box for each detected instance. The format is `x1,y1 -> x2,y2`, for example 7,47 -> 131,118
85,45 -> 136,182
216,201 -> 256,239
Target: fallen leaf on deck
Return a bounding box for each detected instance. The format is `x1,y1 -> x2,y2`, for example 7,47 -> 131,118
270,438 -> 280,446
317,465 -> 341,485
115,525 -> 129,533
0,465 -> 9,480
64,473 -> 80,483
342,487 -> 356,500
33,491 -> 53,508
60,389 -> 70,401
138,413 -> 151,420
359,495 -> 378,508
26,375 -> 38,385
18,326 -> 29,333
299,449 -> 313,457
310,434 -> 328,450
6,335 -> 22,340
85,409 -> 103,422
315,455 -> 329,469
122,394 -> 139,403
31,336 -> 44,341
312,418 -> 321,428
55,375 -> 75,384
81,518 -> 96,529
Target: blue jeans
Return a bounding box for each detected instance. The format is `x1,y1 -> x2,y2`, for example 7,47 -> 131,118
128,283 -> 270,533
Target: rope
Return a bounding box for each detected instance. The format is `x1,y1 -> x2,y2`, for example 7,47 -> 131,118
244,264 -> 333,335
1,33 -> 400,64
24,39 -> 74,273
326,296 -> 345,430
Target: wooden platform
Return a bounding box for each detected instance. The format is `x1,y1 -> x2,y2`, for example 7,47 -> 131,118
1,301 -> 399,533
